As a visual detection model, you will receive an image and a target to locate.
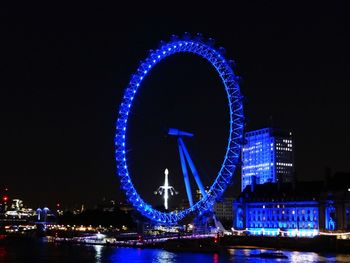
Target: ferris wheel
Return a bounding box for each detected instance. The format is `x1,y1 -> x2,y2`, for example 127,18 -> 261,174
115,33 -> 244,225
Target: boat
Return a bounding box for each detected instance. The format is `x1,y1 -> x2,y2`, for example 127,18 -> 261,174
250,252 -> 288,258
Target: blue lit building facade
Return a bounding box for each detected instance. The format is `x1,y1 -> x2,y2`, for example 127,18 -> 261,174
233,179 -> 350,238
241,128 -> 294,191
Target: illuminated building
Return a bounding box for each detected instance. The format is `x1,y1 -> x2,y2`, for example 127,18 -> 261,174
241,128 -> 294,191
36,207 -> 55,222
11,199 -> 23,211
233,179 -> 350,238
2,198 -> 35,220
323,172 -> 350,231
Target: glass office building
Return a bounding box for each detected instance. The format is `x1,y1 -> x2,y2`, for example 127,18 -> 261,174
241,128 -> 294,191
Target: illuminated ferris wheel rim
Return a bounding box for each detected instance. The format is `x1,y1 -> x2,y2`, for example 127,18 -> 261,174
115,34 -> 244,225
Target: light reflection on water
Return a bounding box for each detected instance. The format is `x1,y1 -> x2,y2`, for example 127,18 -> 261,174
94,245 -> 103,262
107,246 -> 350,263
109,247 -> 177,263
1,241 -> 350,262
0,247 -> 6,258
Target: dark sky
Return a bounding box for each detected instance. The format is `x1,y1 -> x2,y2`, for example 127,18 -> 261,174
1,2 -> 349,209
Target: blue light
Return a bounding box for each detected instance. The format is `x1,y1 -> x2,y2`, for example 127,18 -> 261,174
325,203 -> 336,230
115,35 -> 244,225
246,228 -> 319,238
241,128 -> 294,191
238,201 -> 320,238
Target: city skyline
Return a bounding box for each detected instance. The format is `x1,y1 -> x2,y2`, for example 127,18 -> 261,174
1,3 -> 350,208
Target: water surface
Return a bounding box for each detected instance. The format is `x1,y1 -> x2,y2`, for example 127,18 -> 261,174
1,241 -> 350,262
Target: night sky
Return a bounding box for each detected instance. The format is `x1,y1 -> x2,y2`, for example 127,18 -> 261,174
1,2 -> 350,209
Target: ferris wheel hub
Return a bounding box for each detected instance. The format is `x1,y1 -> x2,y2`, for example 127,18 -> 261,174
168,128 -> 194,137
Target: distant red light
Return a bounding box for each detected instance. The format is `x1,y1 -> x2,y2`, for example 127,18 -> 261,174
56,203 -> 60,207
3,196 -> 8,202
214,234 -> 219,243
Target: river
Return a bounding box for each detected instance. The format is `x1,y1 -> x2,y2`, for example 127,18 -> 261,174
1,240 -> 350,262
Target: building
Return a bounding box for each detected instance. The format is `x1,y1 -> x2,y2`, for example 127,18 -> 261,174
214,197 -> 234,221
233,180 -> 350,238
97,199 -> 116,212
324,172 -> 350,231
119,202 -> 134,214
241,128 -> 294,191
2,198 -> 35,220
195,186 -> 210,202
11,199 -> 23,211
36,207 -> 55,222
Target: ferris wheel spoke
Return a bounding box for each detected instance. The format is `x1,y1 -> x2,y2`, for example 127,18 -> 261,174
178,141 -> 194,207
178,138 -> 207,198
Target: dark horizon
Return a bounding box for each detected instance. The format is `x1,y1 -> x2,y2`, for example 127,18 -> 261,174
1,3 -> 350,209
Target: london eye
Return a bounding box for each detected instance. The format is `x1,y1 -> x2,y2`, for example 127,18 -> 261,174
115,33 -> 244,225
